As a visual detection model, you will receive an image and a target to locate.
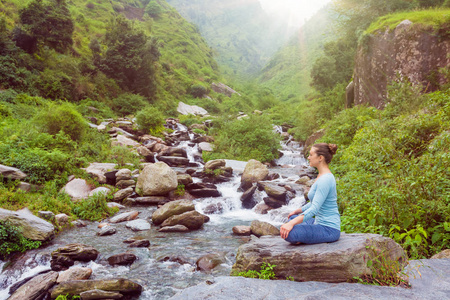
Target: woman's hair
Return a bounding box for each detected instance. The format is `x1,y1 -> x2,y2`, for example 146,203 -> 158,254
312,143 -> 338,164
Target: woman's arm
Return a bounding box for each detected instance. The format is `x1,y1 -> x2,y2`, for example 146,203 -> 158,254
280,214 -> 304,239
287,207 -> 303,218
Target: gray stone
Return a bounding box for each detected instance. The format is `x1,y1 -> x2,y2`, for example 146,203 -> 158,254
0,164 -> 27,180
55,213 -> 69,226
112,135 -> 140,147
51,244 -> 99,271
123,196 -> 168,206
240,159 -> 269,190
152,200 -> 195,225
204,159 -> 226,170
198,142 -> 213,152
232,226 -> 251,236
61,178 -> 92,201
158,225 -> 190,233
253,202 -> 272,214
80,289 -> 123,300
258,182 -> 286,201
250,220 -> 280,237
177,101 -> 208,116
177,174 -> 193,185
83,162 -> 117,184
295,176 -> 310,185
160,210 -> 206,230
38,211 -> 55,221
107,202 -> 125,209
126,219 -> 151,231
232,234 -> 407,283
116,179 -> 135,189
51,278 -> 142,298
8,271 -> 58,300
128,239 -> 150,247
0,208 -> 55,241
431,249 -> 450,259
113,187 -> 134,202
211,82 -> 240,97
240,185 -> 257,209
107,253 -> 137,266
136,162 -> 178,196
158,156 -> 190,166
116,168 -> 132,181
109,211 -> 139,223
97,225 -> 117,236
196,253 -> 226,272
57,267 -> 92,283
88,187 -> 111,197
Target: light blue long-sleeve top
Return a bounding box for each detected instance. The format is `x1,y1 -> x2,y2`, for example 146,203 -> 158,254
301,173 -> 341,230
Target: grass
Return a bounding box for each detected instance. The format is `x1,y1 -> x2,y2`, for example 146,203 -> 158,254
365,9 -> 450,34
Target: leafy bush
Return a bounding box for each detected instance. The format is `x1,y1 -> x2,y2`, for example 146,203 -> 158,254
231,263 -> 277,280
0,220 -> 41,258
111,93 -> 148,117
72,193 -> 118,221
189,84 -> 208,98
135,106 -> 165,133
33,102 -> 87,141
207,115 -> 281,162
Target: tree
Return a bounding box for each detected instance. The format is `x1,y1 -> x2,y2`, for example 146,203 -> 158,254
18,0 -> 74,53
96,16 -> 160,98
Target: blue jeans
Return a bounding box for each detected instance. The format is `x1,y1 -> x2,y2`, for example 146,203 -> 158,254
284,215 -> 340,244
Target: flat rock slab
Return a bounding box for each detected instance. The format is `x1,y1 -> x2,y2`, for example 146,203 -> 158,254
109,211 -> 139,223
0,208 -> 55,241
8,271 -> 58,300
169,259 -> 450,300
232,233 -> 407,283
126,219 -> 151,231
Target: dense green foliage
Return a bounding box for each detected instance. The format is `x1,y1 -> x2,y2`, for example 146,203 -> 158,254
318,83 -> 450,258
0,220 -> 42,258
135,106 -> 165,134
231,262 -> 277,280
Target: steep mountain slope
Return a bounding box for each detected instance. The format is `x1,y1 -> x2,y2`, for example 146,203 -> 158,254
166,0 -> 294,77
258,6 -> 335,100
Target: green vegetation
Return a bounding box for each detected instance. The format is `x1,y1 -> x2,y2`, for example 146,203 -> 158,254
55,295 -> 81,300
0,220 -> 42,259
231,262 -> 277,280
135,106 -> 165,134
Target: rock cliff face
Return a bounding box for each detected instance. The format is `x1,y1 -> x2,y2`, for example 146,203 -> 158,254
353,20 -> 450,109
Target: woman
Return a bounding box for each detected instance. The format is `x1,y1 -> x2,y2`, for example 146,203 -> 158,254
280,143 -> 340,244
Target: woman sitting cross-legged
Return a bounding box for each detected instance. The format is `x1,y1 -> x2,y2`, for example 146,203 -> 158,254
280,143 -> 341,244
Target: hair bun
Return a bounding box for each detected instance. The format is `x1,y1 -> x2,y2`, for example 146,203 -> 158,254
328,144 -> 338,155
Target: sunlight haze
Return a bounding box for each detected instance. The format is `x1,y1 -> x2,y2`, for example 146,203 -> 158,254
259,0 -> 332,27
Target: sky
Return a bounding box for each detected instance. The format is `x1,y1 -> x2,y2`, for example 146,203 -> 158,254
258,0 -> 332,28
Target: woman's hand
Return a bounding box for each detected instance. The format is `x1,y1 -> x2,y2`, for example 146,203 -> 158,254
288,208 -> 302,219
280,222 -> 294,239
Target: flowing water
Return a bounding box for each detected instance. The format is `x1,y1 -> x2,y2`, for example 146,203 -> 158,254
0,125 -> 312,300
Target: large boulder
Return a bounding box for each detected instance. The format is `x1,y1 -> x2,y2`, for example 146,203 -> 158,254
61,178 -> 92,201
0,208 -> 55,241
250,220 -> 280,237
232,233 -> 407,283
177,101 -> 208,116
107,253 -> 137,266
51,244 -> 99,271
152,200 -> 195,225
240,160 -> 269,190
196,253 -> 226,272
8,271 -> 58,300
57,267 -> 93,283
211,82 -> 240,97
160,210 -> 207,230
50,278 -> 143,299
258,182 -> 286,201
204,159 -> 226,170
136,162 -> 178,196
0,164 -> 27,180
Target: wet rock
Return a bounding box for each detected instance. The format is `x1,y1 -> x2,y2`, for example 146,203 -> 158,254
189,188 -> 221,198
160,210 -> 207,230
50,278 -> 143,298
80,289 -> 123,300
250,220 -> 280,237
128,239 -> 150,248
204,159 -> 226,170
202,202 -> 224,214
124,196 -> 168,206
258,182 -> 287,201
240,185 -> 257,209
254,202 -> 272,215
61,178 -> 92,201
57,267 -> 92,283
193,135 -> 214,143
232,226 -> 252,236
113,187 -> 134,202
159,255 -> 191,265
116,179 -> 135,189
266,173 -> 280,181
97,225 -> 117,236
232,234 -> 407,283
177,174 -> 193,185
263,197 -> 285,209
51,244 -> 99,271
157,156 -> 190,167
83,163 -> 117,184
88,187 -> 111,197
8,271 -> 58,300
0,207 -> 55,241
152,200 -> 195,225
0,164 -> 27,180
116,169 -> 132,181
110,211 -> 139,223
136,162 -> 178,196
158,225 -> 190,232
196,253 -> 226,272
125,219 -> 151,231
108,253 -> 137,266
296,175 -> 311,185
137,146 -> 155,162
240,159 -> 269,190
160,147 -> 188,158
